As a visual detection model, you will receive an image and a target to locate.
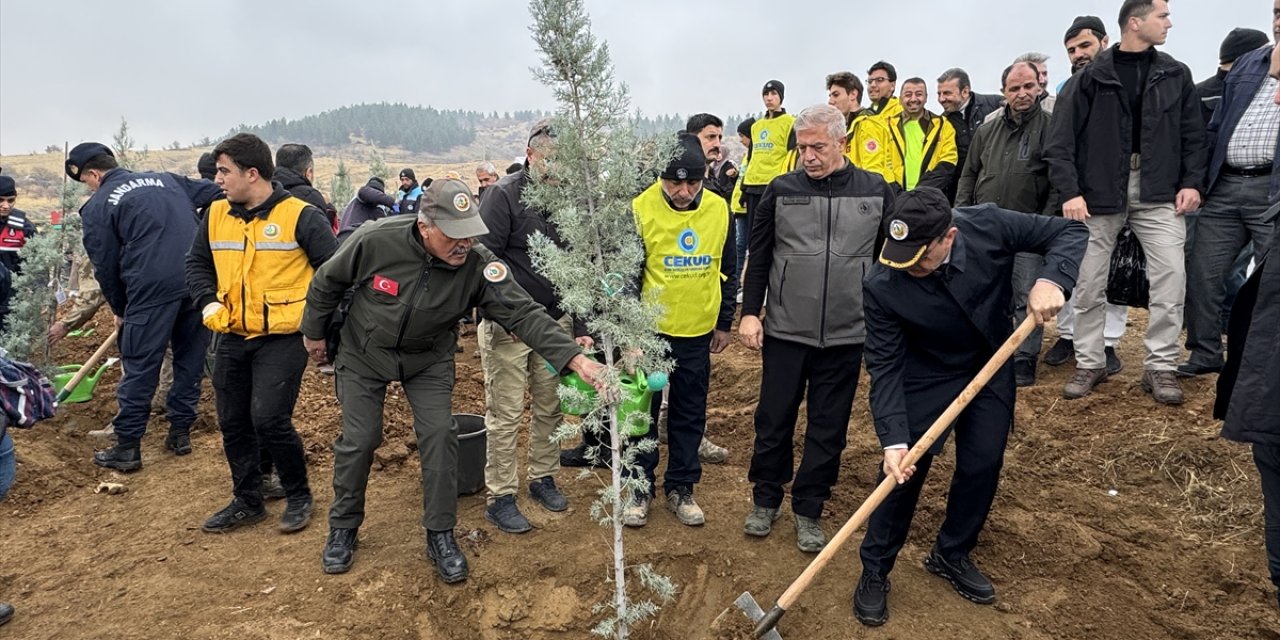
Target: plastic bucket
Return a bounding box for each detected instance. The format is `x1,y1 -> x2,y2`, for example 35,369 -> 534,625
454,414 -> 487,496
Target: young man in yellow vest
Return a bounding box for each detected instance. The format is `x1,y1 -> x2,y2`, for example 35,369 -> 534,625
888,78 -> 959,192
741,80 -> 796,253
621,133 -> 737,528
186,133 -> 338,534
783,72 -> 896,183
866,61 -> 903,121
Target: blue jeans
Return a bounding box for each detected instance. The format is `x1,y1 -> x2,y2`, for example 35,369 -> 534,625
734,215 -> 749,295
0,430 -> 15,500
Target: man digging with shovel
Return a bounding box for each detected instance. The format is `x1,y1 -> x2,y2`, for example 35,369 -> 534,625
853,188 -> 1087,625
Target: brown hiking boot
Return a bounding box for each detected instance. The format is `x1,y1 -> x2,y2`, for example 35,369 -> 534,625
1141,370 -> 1184,405
1063,368 -> 1108,399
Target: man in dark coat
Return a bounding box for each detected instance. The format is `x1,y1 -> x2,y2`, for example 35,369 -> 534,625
337,177 -> 396,243
1216,38 -> 1280,612
275,144 -> 336,232
853,187 -> 1087,626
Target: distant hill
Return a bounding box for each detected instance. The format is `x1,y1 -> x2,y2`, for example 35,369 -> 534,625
230,103 -> 484,154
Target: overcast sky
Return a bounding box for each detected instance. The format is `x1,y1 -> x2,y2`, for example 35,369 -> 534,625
0,0 -> 1269,155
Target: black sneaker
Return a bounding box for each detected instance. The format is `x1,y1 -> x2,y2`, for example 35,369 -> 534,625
853,573 -> 890,626
529,476 -> 569,512
1105,346 -> 1124,375
0,602 -> 12,626
322,528 -> 359,574
924,548 -> 996,604
1043,338 -> 1074,366
93,442 -> 142,472
485,495 -> 533,533
279,495 -> 314,533
260,472 -> 287,500
559,444 -> 607,469
426,529 -> 469,584
1014,359 -> 1036,387
164,430 -> 192,456
1175,361 -> 1222,378
201,497 -> 267,533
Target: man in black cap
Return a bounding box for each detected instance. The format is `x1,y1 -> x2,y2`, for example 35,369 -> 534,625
67,141 -> 222,471
1183,8 -> 1280,379
620,132 -> 736,529
0,174 -> 37,331
739,104 -> 894,553
852,187 -> 1087,626
395,168 -> 423,215
301,178 -> 604,582
1064,16 -> 1111,76
1198,27 -> 1271,123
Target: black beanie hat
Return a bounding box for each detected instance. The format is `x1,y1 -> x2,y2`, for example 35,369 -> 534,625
737,117 -> 756,138
400,168 -> 416,181
1220,28 -> 1269,65
0,176 -> 15,198
1064,15 -> 1107,43
762,80 -> 785,102
367,176 -> 386,191
197,152 -> 217,180
662,133 -> 707,181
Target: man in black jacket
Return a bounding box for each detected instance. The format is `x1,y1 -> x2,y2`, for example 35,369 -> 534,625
740,105 -> 895,553
1046,0 -> 1207,406
853,188 -> 1087,626
337,177 -> 396,243
275,144 -> 336,232
937,68 -> 1002,204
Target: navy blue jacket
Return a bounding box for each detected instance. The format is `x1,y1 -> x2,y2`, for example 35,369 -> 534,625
863,205 -> 1087,450
1206,45 -> 1280,202
1217,215 -> 1280,443
80,168 -> 221,316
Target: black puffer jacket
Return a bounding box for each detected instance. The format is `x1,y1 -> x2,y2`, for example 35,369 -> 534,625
1045,45 -> 1208,214
275,167 -> 335,229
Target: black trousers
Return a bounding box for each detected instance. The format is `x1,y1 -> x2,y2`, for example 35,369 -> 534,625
749,337 -> 863,519
628,332 -> 711,496
212,333 -> 310,506
1254,443 -> 1280,592
859,384 -> 1011,577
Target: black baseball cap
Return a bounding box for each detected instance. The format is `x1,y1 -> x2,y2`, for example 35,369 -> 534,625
879,187 -> 954,269
66,142 -> 113,182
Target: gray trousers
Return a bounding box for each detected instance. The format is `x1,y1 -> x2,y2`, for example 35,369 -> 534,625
329,359 -> 459,531
1184,173 -> 1275,368
1073,169 -> 1186,371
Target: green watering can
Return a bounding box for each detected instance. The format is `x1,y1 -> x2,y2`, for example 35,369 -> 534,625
548,361 -> 668,437
52,357 -> 119,404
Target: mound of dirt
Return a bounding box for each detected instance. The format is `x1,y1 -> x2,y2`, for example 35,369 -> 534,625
2,308 -> 1278,639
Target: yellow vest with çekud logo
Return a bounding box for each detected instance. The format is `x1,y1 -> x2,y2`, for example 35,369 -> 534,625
743,113 -> 796,187
632,181 -> 729,337
207,196 -> 314,338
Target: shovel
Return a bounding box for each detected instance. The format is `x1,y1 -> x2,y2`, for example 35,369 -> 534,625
737,314 -> 1038,638
55,329 -> 118,403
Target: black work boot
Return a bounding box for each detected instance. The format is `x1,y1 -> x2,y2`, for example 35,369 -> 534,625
485,495 -> 532,534
559,444 -> 607,469
279,494 -> 314,533
164,429 -> 192,456
1043,337 -> 1074,366
93,440 -> 142,472
426,529 -> 469,584
853,573 -> 890,626
924,548 -> 996,604
528,476 -> 568,512
201,497 -> 267,533
322,527 -> 359,574
1014,358 -> 1036,387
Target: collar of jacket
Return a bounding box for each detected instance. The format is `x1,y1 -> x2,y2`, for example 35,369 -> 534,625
764,108 -> 788,119
897,110 -> 939,137
229,184 -> 291,221
1000,103 -> 1043,129
1087,44 -> 1180,86
802,159 -> 855,185
945,229 -> 968,275
274,166 -> 312,189
660,186 -> 704,211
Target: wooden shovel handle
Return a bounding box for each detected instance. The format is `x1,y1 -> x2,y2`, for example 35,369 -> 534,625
774,314 -> 1038,610
55,329 -> 118,402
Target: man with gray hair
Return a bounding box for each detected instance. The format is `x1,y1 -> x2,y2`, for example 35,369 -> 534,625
474,162 -> 499,203
739,104 -> 896,553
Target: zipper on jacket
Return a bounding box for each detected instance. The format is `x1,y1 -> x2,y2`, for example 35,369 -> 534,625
818,177 -> 833,348
395,261 -> 432,350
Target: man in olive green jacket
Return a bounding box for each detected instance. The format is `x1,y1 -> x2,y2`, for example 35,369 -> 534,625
301,179 -> 605,584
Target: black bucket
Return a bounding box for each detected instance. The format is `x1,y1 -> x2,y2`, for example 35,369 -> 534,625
455,414 -> 487,496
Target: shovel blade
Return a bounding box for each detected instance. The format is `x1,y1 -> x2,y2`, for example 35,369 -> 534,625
733,592 -> 783,640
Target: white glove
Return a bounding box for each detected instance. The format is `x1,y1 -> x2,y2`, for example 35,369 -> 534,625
202,302 -> 226,320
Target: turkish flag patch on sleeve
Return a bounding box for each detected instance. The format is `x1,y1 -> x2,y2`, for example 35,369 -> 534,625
371,274 -> 399,296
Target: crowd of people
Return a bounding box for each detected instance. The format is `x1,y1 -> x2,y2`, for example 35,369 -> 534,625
0,0 -> 1278,630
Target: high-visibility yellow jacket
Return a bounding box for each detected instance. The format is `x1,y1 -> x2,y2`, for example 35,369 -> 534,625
887,111 -> 959,191
743,111 -> 796,188
206,197 -> 315,337
785,112 -> 894,183
632,182 -> 730,337
868,96 -> 903,123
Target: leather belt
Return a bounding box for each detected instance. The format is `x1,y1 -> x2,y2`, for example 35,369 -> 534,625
1221,165 -> 1273,178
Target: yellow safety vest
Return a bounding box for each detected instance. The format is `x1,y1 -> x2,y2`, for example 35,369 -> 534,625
743,113 -> 796,187
207,197 -> 315,337
730,163 -> 747,214
632,181 -> 730,337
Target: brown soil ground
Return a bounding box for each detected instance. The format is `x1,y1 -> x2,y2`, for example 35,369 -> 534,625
2,308 -> 1279,640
